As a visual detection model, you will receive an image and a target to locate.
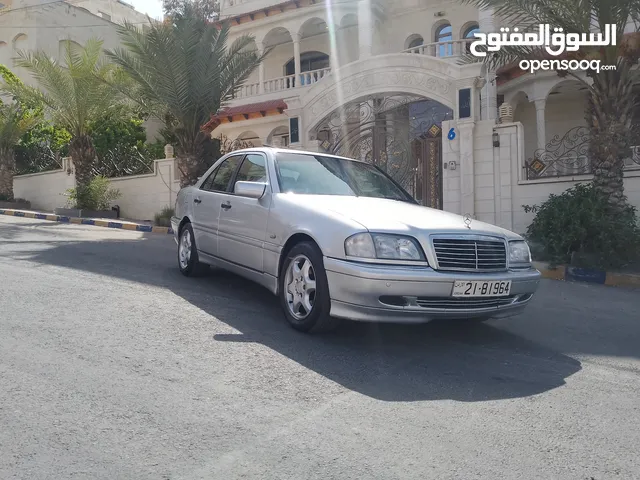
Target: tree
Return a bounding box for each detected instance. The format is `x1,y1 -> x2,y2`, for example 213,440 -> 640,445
107,4 -> 263,186
1,39 -> 131,207
0,104 -> 38,200
463,0 -> 640,212
163,0 -> 219,21
0,65 -> 40,199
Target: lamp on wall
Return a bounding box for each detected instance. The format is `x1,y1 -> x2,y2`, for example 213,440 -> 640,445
492,131 -> 500,147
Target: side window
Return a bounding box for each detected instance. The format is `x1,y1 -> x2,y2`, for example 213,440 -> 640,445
200,166 -> 219,191
206,155 -> 243,192
233,154 -> 267,192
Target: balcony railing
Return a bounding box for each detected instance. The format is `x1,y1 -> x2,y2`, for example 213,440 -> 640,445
401,38 -> 474,58
236,81 -> 261,98
233,39 -> 470,101
263,74 -> 297,93
235,67 -> 332,99
524,126 -> 640,180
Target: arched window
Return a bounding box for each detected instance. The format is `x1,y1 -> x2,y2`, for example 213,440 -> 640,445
462,23 -> 480,53
12,33 -> 27,48
285,51 -> 330,86
435,23 -> 452,57
463,24 -> 480,39
408,36 -> 424,49
284,51 -> 329,76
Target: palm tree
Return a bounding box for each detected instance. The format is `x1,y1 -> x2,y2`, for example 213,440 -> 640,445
1,39 -> 131,207
0,104 -> 38,200
106,5 -> 263,186
463,0 -> 640,212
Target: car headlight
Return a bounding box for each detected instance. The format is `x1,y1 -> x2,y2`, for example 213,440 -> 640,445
345,233 -> 426,261
509,240 -> 532,266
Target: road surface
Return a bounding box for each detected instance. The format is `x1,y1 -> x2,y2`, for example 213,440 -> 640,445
1,215 -> 639,480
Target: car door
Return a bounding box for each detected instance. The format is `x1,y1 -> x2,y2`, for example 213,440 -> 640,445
217,153 -> 271,272
191,154 -> 244,258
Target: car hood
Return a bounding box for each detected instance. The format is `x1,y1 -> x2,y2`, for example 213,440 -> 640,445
287,195 -> 522,239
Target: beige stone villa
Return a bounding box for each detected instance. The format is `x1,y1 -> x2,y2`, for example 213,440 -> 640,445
203,0 -> 640,234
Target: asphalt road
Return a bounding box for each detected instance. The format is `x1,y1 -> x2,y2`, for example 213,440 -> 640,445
1,215 -> 639,480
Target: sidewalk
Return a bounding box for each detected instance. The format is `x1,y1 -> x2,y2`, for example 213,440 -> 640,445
0,208 -> 173,234
534,261 -> 640,288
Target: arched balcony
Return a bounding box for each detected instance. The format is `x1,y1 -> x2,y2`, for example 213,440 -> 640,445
232,11 -> 482,101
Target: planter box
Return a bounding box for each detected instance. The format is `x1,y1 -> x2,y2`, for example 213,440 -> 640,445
565,265 -> 607,284
54,207 -> 118,219
0,200 -> 31,210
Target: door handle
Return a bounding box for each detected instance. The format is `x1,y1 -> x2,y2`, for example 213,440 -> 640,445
221,202 -> 231,210
193,197 -> 202,204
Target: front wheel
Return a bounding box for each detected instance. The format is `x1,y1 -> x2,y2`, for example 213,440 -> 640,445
178,223 -> 207,277
279,242 -> 340,333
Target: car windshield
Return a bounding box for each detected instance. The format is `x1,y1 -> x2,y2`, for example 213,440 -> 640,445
275,152 -> 416,203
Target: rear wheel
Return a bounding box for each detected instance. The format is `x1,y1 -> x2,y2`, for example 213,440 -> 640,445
178,222 -> 207,277
279,242 -> 340,333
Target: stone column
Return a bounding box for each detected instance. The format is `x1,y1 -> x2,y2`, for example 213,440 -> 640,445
293,34 -> 301,86
357,0 -> 373,59
534,99 -> 546,152
458,121 -> 476,218
478,7 -> 497,121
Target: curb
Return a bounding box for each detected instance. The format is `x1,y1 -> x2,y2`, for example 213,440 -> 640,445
534,262 -> 640,288
0,208 -> 174,235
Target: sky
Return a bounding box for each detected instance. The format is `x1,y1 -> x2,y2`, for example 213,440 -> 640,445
128,0 -> 164,20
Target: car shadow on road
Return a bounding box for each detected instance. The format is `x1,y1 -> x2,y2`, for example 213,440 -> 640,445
21,234 -> 584,403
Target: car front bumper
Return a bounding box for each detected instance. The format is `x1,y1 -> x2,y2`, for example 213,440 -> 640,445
324,257 -> 541,323
170,216 -> 181,245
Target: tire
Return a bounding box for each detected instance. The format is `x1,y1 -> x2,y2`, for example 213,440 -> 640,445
178,222 -> 207,277
279,241 -> 340,333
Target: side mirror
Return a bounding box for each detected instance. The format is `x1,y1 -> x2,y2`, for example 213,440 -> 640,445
235,181 -> 267,199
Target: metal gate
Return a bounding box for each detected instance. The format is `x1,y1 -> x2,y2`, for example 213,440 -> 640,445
314,94 -> 451,208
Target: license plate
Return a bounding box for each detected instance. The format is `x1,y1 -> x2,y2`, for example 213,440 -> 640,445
452,280 -> 512,297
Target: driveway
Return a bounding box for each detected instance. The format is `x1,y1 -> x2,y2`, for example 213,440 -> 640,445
1,215 -> 639,480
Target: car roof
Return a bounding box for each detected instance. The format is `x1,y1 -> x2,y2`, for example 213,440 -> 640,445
228,146 -> 367,164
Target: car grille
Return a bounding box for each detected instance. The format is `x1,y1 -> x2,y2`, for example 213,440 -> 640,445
432,237 -> 507,272
415,296 -> 517,310
378,294 -> 532,310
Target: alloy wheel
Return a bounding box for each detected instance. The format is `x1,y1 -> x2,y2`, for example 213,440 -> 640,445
179,228 -> 192,269
285,254 -> 317,320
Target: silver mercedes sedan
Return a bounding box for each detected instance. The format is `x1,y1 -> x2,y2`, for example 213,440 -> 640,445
171,147 -> 540,333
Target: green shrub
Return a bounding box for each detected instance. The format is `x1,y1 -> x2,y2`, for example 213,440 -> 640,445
154,206 -> 175,227
88,115 -> 147,159
523,183 -> 640,269
0,194 -> 29,203
66,176 -> 121,211
14,122 -> 71,175
142,140 -> 166,160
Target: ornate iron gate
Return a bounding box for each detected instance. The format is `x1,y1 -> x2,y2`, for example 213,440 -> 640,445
411,127 -> 443,209
314,94 -> 452,208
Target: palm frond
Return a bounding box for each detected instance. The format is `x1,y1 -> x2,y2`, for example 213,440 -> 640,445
0,104 -> 39,149
4,39 -> 132,138
106,13 -> 262,154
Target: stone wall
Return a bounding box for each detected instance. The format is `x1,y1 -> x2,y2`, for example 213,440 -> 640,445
13,158 -> 180,222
